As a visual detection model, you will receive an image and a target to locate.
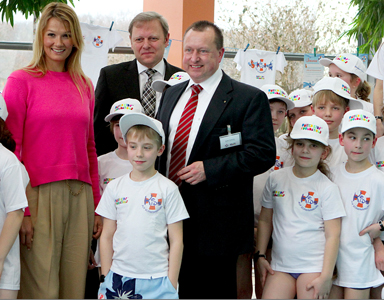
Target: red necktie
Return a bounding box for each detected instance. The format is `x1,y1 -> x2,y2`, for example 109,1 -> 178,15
169,84 -> 203,186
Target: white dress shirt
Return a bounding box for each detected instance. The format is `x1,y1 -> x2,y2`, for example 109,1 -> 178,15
166,68 -> 223,175
137,59 -> 165,114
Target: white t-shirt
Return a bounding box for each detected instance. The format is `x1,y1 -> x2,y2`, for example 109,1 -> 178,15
95,172 -> 189,279
374,136 -> 384,172
326,138 -> 347,168
80,22 -> 123,86
331,164 -> 384,288
234,49 -> 287,88
367,46 -> 384,80
0,144 -> 28,290
262,167 -> 345,273
98,150 -> 132,195
355,98 -> 374,114
253,137 -> 293,226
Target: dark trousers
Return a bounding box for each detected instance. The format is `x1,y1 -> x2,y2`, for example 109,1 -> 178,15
179,252 -> 238,299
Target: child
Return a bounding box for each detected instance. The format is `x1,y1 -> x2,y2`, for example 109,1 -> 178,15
238,84 -> 295,299
257,115 -> 345,299
0,95 -> 28,299
330,110 -> 384,299
98,98 -> 144,194
96,112 -> 189,299
284,89 -> 313,137
312,77 -> 363,167
320,53 -> 373,113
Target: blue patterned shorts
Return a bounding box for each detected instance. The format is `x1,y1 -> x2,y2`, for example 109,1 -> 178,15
98,271 -> 178,299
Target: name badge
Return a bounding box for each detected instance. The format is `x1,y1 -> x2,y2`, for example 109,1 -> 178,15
219,125 -> 242,149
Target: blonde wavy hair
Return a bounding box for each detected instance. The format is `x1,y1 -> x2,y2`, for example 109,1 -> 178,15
24,2 -> 92,97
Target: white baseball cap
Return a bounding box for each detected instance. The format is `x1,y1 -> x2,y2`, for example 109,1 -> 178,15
152,72 -> 190,93
313,77 -> 363,110
261,84 -> 295,110
105,99 -> 144,122
290,115 -> 329,146
341,109 -> 376,135
0,94 -> 8,121
288,89 -> 313,108
120,112 -> 165,145
320,53 -> 367,82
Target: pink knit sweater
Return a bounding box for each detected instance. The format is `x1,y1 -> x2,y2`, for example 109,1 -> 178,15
3,69 -> 101,210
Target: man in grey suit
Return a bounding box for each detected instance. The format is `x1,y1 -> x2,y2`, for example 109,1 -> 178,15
156,21 -> 276,299
94,11 -> 182,155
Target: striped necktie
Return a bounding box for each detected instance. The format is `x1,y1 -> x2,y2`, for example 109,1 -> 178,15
169,84 -> 203,186
142,69 -> 157,117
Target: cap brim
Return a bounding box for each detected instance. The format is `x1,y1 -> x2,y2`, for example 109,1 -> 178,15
152,80 -> 167,93
120,113 -> 165,145
319,58 -> 333,67
270,96 -> 295,110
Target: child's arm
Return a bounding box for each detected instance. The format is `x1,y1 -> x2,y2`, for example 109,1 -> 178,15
0,209 -> 24,279
99,217 -> 116,276
168,221 -> 183,290
256,207 -> 274,287
306,217 -> 341,299
360,222 -> 384,270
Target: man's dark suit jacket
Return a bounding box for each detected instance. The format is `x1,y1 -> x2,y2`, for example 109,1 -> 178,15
94,58 -> 182,156
157,71 -> 276,257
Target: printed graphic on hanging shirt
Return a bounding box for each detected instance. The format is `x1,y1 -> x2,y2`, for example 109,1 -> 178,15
234,49 -> 287,88
80,22 -> 123,86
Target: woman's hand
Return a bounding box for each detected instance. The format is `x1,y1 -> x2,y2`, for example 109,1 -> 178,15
19,216 -> 34,250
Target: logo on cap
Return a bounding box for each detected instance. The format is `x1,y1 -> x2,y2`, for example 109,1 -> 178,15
289,95 -> 300,102
352,190 -> 370,210
300,123 -> 322,134
170,74 -> 183,81
341,84 -> 350,94
268,89 -> 287,97
299,191 -> 319,211
348,114 -> 371,123
114,103 -> 134,112
335,55 -> 349,64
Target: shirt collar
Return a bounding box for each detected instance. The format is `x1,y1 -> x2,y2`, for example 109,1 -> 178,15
137,59 -> 165,76
186,67 -> 223,95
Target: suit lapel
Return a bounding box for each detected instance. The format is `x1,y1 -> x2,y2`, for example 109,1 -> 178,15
124,59 -> 141,100
188,72 -> 233,163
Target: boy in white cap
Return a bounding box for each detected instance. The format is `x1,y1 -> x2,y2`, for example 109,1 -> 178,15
320,53 -> 373,113
330,110 -> 384,299
96,113 -> 189,299
0,94 -> 28,299
98,99 -> 144,194
312,77 -> 363,167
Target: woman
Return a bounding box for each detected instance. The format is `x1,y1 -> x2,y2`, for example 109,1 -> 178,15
2,3 -> 101,298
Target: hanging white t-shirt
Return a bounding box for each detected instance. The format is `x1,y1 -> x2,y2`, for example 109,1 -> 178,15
253,137 -> 293,226
80,22 -> 123,86
98,150 -> 132,195
0,143 -> 28,290
367,46 -> 384,80
234,49 -> 287,88
95,172 -> 189,279
262,167 -> 345,273
332,164 -> 384,288
326,138 -> 347,168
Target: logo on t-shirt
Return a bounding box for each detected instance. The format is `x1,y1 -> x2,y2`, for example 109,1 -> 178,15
273,191 -> 285,197
93,36 -> 104,48
376,161 -> 384,168
248,59 -> 273,73
142,193 -> 163,213
352,190 -> 370,210
273,156 -> 284,171
299,191 -> 319,211
103,178 -> 115,185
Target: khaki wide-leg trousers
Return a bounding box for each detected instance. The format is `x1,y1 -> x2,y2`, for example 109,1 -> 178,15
18,180 -> 94,299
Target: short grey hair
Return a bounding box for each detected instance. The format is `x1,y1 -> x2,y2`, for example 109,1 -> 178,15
129,11 -> 169,39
